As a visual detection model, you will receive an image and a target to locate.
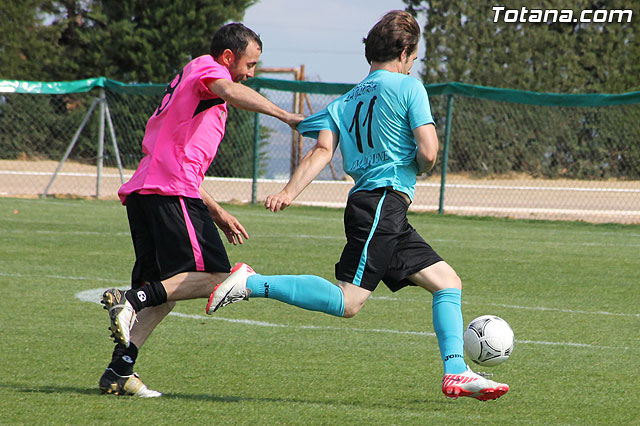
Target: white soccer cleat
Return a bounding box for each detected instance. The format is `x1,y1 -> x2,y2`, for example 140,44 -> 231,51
101,288 -> 137,348
442,368 -> 509,401
206,263 -> 255,314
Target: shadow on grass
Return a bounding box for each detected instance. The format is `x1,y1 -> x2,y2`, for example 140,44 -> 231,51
1,382 -> 443,409
4,383 -> 98,397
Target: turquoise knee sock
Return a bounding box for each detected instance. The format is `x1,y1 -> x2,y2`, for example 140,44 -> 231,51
432,288 -> 467,374
247,274 -> 345,317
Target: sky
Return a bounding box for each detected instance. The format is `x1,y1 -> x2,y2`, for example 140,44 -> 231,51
243,0 -> 424,84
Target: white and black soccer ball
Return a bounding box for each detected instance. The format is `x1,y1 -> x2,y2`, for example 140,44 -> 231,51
463,315 -> 514,366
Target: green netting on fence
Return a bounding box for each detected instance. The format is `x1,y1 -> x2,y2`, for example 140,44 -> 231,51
5,76 -> 639,104
0,77 -> 638,223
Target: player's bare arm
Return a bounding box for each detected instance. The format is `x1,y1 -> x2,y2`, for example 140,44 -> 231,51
199,186 -> 249,245
207,79 -> 304,129
414,123 -> 439,174
265,129 -> 338,212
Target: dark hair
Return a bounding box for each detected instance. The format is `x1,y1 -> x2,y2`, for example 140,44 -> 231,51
363,10 -> 420,64
210,23 -> 262,58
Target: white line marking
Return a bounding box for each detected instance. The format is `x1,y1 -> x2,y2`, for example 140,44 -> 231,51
482,302 -> 640,318
4,272 -> 637,320
431,205 -> 640,217
4,170 -> 639,194
369,296 -> 640,318
206,176 -> 640,193
74,287 -> 633,351
287,200 -> 640,218
439,183 -> 640,194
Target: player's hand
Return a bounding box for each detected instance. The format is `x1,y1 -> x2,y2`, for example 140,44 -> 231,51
265,192 -> 293,212
286,113 -> 305,131
210,208 -> 249,245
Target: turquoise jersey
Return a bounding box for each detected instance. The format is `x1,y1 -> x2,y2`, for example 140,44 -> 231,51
298,70 -> 434,201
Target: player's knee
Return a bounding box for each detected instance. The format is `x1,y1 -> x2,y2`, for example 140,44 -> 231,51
433,272 -> 462,292
342,308 -> 358,318
342,302 -> 362,318
451,273 -> 462,290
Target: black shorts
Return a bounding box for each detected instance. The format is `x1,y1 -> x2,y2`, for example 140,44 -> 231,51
125,193 -> 231,288
335,188 -> 443,292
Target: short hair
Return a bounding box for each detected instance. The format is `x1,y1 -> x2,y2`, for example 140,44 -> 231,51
363,10 -> 420,64
210,23 -> 262,58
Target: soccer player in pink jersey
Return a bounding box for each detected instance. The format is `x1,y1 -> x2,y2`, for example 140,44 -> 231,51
98,23 -> 304,397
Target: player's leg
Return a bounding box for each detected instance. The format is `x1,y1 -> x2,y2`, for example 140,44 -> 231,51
408,261 -> 466,375
104,194 -> 232,347
338,281 -> 371,317
409,260 -> 509,400
99,300 -> 175,397
381,201 -> 508,400
207,189 -> 390,317
130,301 -> 176,347
206,263 -> 348,317
248,272 -> 349,316
101,194 -> 233,396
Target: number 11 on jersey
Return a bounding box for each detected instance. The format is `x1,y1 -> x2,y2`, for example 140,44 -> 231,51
348,96 -> 377,153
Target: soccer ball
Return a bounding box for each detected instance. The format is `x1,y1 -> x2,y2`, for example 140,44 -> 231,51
463,315 -> 514,366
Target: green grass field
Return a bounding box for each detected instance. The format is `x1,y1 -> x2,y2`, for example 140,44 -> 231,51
0,197 -> 638,425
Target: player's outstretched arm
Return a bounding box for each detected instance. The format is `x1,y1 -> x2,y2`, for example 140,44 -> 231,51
414,123 -> 439,174
200,187 -> 249,245
265,129 -> 338,212
208,79 -> 304,129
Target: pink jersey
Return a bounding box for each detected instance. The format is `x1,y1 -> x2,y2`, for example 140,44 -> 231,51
118,55 -> 232,203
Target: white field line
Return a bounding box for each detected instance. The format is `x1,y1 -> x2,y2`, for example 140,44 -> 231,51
288,201 -> 640,218
429,205 -> 640,217
3,273 -> 640,320
370,296 -> 640,318
3,173 -> 639,219
3,170 -> 640,193
437,183 -> 640,193
250,234 -> 640,248
67,286 -> 634,351
220,176 -> 640,194
168,312 -> 628,350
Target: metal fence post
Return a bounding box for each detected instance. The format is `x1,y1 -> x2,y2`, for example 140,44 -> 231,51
42,97 -> 99,198
96,88 -> 106,198
439,94 -> 454,214
251,109 -> 260,204
104,98 -> 125,184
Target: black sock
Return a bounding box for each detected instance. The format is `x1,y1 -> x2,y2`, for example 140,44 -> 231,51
108,343 -> 138,376
125,280 -> 167,312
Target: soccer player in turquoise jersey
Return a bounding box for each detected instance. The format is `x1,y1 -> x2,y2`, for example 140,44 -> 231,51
208,10 -> 509,401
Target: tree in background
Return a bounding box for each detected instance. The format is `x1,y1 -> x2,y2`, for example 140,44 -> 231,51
403,0 -> 639,93
0,0 -> 270,179
1,0 -> 255,82
0,0 -> 62,80
401,0 -> 640,180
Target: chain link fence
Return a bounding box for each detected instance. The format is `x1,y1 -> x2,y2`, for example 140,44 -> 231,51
0,77 -> 639,223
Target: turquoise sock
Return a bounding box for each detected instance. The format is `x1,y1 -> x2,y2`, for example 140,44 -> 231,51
432,288 -> 467,374
247,274 -> 345,317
